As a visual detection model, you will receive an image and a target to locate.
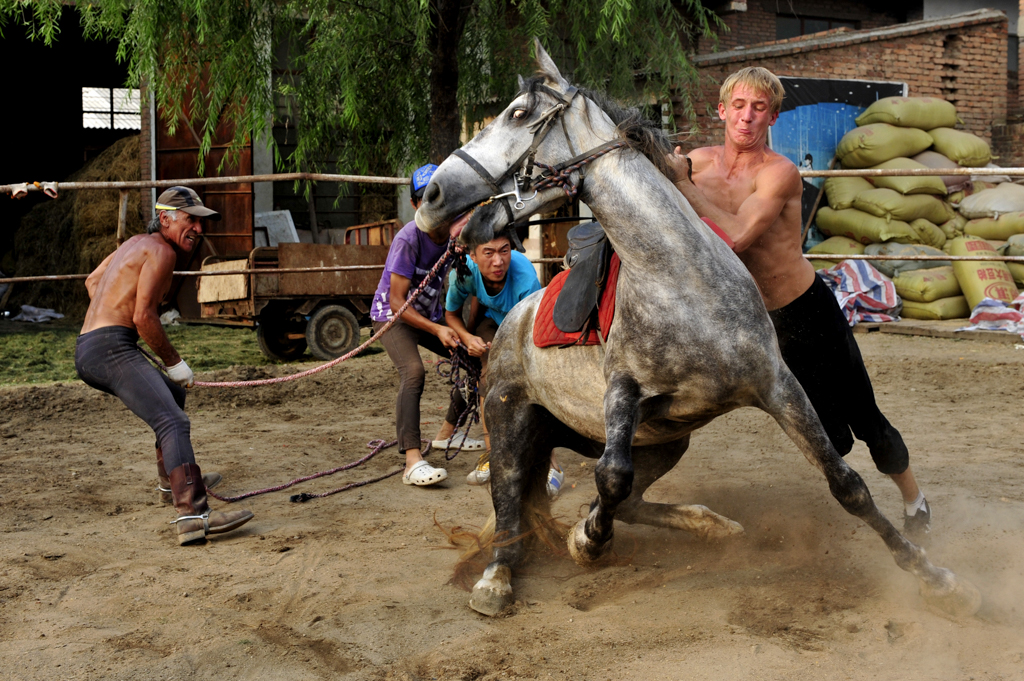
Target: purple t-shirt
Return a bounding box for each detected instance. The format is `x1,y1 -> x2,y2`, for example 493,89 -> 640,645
370,221 -> 450,322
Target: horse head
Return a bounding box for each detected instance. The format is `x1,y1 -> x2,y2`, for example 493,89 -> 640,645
416,40 -> 619,250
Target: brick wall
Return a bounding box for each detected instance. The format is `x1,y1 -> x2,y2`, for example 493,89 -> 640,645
991,122 -> 1024,165
680,13 -> 1008,154
1020,0 -> 1024,117
700,1 -> 906,53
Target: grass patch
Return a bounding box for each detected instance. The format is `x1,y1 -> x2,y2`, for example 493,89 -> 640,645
0,320 -> 276,386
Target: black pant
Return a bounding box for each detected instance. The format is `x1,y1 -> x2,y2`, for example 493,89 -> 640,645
75,326 -> 195,472
373,320 -> 467,453
769,276 -> 909,475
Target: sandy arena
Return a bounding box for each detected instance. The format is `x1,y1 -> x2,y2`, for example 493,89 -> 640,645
1,332 -> 1023,680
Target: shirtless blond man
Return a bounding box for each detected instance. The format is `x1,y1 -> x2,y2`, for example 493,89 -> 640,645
75,187 -> 253,545
666,67 -> 931,539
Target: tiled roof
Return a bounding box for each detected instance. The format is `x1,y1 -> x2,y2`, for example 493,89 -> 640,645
693,8 -> 1008,66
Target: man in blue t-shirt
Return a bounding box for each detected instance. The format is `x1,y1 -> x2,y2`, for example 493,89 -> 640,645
444,233 -> 565,497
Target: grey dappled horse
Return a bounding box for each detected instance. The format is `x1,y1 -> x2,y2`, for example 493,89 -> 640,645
416,42 -> 979,618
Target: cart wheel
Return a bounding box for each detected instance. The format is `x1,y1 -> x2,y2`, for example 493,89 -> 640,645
306,305 -> 360,360
257,318 -> 308,361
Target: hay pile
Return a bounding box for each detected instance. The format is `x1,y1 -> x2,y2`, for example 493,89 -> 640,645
10,135 -> 146,319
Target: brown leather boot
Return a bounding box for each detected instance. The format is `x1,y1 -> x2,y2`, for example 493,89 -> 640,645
157,448 -> 221,504
169,463 -> 254,545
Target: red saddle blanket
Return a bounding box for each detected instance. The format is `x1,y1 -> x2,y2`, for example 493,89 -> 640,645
533,253 -> 620,348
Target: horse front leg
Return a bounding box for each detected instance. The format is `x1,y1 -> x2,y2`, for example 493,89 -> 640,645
469,386 -> 547,616
767,371 -> 981,618
568,373 -> 641,565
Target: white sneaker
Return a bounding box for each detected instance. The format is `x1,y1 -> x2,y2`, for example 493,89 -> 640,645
547,466 -> 565,499
466,460 -> 490,485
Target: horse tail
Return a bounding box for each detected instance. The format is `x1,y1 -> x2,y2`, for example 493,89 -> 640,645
444,457 -> 569,591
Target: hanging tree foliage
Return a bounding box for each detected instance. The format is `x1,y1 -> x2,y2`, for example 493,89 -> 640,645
0,0 -> 720,176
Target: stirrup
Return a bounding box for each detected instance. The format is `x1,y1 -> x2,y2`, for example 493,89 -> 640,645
170,512 -> 211,533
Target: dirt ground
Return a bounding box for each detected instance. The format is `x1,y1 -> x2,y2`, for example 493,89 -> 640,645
1,332 -> 1023,680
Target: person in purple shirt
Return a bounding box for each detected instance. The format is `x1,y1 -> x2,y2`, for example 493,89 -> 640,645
371,164 -> 484,487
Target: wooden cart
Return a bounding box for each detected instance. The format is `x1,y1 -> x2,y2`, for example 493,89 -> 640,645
198,240 -> 390,361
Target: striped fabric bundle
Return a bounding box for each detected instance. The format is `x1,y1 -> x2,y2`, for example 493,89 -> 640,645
816,260 -> 902,325
955,294 -> 1024,340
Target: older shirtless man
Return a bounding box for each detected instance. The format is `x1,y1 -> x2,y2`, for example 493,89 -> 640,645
75,187 -> 253,545
666,67 -> 931,540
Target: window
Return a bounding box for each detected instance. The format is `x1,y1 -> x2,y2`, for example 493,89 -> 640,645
776,16 -> 857,41
82,87 -> 141,130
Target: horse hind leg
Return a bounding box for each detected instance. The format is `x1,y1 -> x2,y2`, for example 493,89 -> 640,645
616,437 -> 744,541
469,388 -> 556,617
765,370 -> 980,617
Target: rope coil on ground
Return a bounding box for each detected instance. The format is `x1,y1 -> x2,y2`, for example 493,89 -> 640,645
205,438 -> 415,504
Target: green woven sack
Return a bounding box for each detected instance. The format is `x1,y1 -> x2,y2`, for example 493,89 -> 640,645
909,219 -> 947,249
836,124 -> 933,169
853,188 -> 951,225
855,97 -> 959,129
824,176 -> 874,210
963,212 -> 1024,240
869,158 -> 948,196
815,207 -> 918,245
927,128 -> 991,167
893,266 -> 962,303
806,236 -> 865,271
901,296 -> 970,320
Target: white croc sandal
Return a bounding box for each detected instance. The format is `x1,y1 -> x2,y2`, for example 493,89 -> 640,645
430,433 -> 486,452
403,460 -> 448,486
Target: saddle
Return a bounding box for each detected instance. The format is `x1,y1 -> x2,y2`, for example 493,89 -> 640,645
534,221 -> 620,348
553,221 -> 612,334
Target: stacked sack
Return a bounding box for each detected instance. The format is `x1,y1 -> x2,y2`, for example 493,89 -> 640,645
815,96 -> 1021,319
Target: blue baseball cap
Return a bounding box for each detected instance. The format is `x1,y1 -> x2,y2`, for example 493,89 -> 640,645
411,164 -> 438,194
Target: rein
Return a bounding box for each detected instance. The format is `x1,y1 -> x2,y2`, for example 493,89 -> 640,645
452,84 -> 626,227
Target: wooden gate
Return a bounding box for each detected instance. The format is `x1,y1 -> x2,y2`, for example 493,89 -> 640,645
156,103 -> 254,320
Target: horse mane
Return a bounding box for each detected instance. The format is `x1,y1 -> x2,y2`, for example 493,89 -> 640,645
521,76 -> 674,179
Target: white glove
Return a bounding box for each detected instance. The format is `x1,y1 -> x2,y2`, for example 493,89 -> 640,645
166,359 -> 195,388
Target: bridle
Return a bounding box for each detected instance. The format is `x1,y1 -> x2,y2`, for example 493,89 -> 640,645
451,83 -> 626,230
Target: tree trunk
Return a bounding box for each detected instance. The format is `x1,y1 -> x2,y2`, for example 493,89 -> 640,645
427,0 -> 473,164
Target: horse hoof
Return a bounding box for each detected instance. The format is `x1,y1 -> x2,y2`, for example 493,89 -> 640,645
920,572 -> 982,619
695,510 -> 744,541
706,518 -> 745,540
567,518 -> 612,566
469,566 -> 513,617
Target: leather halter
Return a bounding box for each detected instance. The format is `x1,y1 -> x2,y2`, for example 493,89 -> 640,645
452,84 -> 619,228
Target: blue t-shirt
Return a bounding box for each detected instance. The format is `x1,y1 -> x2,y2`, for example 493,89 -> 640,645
371,222 -> 450,323
445,250 -> 541,326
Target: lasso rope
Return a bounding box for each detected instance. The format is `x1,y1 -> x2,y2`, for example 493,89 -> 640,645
208,438 -> 409,503
140,237 -> 484,503
189,239 -> 460,388
205,348 -> 485,503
